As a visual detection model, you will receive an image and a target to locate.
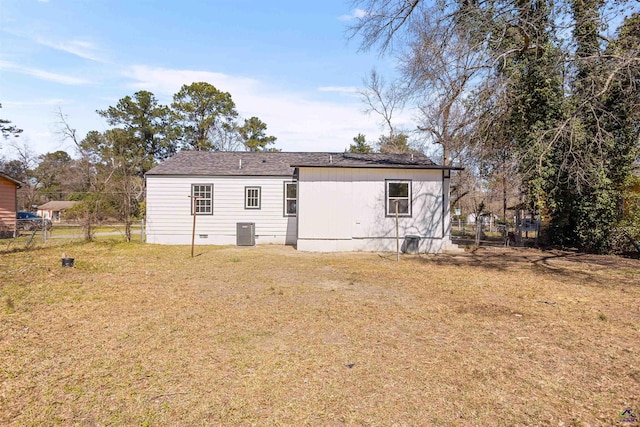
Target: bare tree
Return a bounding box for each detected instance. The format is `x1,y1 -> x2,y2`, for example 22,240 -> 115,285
8,139 -> 40,210
55,109 -> 106,240
350,0 -> 639,177
400,7 -> 492,166
360,69 -> 405,137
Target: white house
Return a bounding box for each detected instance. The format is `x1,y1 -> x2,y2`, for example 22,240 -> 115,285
37,201 -> 79,223
145,151 -> 462,253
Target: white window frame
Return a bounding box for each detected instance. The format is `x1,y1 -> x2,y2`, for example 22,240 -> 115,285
191,184 -> 213,215
284,181 -> 297,216
386,180 -> 412,217
245,186 -> 261,210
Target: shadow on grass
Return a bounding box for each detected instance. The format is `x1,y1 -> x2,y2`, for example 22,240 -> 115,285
416,247 -> 640,288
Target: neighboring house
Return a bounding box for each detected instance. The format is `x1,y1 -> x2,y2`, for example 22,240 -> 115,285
466,212 -> 500,227
37,201 -> 80,223
0,172 -> 22,237
145,151 -> 462,253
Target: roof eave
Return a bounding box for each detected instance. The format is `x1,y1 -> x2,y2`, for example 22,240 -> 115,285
145,172 -> 295,177
291,163 -> 464,171
0,172 -> 23,187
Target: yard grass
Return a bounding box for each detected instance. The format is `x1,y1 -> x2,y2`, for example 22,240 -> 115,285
1,242 -> 639,425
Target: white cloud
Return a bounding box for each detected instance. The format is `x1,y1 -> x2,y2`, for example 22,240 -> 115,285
34,38 -> 105,62
125,65 -> 259,98
35,131 -> 54,138
0,60 -> 89,85
317,86 -> 360,95
2,98 -> 69,106
338,8 -> 368,22
124,65 -> 384,152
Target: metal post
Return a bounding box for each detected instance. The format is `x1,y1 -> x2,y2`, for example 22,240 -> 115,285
395,200 -> 399,262
190,196 -> 198,258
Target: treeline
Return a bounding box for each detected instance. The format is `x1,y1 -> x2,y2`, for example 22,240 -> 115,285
1,82 -> 278,241
350,0 -> 640,253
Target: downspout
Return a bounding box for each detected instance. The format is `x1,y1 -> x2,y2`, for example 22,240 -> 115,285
294,167 -> 299,247
14,181 -> 21,237
441,168 -> 451,239
442,169 -> 446,239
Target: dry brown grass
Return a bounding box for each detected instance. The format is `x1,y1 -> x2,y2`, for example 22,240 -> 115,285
1,242 -> 639,426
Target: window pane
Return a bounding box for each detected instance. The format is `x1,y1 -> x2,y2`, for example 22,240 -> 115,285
397,199 -> 409,214
286,183 -> 297,198
192,184 -> 213,214
386,181 -> 410,216
246,187 -> 260,208
286,199 -> 297,215
388,198 -> 409,214
389,182 -> 408,197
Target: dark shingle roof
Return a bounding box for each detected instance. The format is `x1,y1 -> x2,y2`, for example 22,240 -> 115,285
146,151 -> 457,177
291,152 -> 441,168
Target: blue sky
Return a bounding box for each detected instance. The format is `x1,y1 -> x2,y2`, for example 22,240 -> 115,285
0,0 -> 410,157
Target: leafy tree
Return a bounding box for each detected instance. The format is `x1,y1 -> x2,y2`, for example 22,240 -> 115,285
348,133 -> 373,153
66,191 -> 114,240
612,174 -> 640,253
378,133 -> 416,154
0,103 -> 23,140
0,159 -> 27,183
490,1 -> 565,230
237,116 -> 277,151
97,91 -> 176,173
539,4 -> 640,252
33,151 -> 73,201
171,82 -> 239,151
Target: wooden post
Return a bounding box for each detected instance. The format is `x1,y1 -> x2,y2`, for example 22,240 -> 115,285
190,196 -> 198,258
395,200 -> 399,262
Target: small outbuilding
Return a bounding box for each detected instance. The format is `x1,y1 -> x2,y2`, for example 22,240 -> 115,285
0,172 -> 22,237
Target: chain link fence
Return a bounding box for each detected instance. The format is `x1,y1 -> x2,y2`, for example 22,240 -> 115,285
451,217 -> 540,247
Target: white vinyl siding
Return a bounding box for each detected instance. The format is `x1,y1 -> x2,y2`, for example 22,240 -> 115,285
146,176 -> 297,245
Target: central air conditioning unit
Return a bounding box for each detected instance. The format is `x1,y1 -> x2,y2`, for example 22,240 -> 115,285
236,222 -> 255,246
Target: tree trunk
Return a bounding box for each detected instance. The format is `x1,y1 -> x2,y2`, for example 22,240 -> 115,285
503,171 -> 507,222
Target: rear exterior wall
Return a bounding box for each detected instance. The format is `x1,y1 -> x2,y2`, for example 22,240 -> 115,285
145,175 -> 297,245
296,167 -> 451,253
